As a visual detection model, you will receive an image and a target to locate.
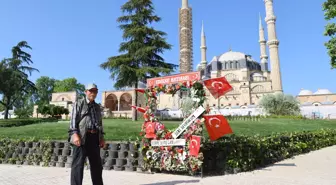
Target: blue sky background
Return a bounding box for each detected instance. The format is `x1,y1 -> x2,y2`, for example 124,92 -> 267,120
1,0 -> 335,103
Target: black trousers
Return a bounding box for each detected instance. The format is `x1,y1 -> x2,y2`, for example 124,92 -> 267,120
70,133 -> 103,185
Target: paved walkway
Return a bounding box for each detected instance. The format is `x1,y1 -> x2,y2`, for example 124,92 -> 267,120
1,146 -> 336,185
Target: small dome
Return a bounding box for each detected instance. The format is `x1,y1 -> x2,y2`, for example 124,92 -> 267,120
252,73 -> 263,77
251,73 -> 265,82
314,89 -> 332,95
218,51 -> 246,62
298,89 -> 313,96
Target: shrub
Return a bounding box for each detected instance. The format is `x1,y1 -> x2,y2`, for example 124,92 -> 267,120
0,118 -> 58,127
202,129 -> 336,175
259,93 -> 300,116
37,104 -> 69,118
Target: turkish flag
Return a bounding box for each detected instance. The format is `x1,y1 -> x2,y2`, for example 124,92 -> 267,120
203,115 -> 233,141
131,105 -> 146,113
189,135 -> 201,156
203,77 -> 232,99
145,122 -> 156,139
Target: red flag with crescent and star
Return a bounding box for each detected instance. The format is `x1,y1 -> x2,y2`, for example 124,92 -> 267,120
203,76 -> 232,99
203,115 -> 233,141
145,122 -> 156,139
189,135 -> 201,156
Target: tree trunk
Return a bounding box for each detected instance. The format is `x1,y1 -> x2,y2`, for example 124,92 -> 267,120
132,82 -> 138,121
4,106 -> 9,119
3,96 -> 11,119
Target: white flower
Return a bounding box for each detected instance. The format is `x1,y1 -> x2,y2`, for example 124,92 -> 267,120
192,98 -> 200,102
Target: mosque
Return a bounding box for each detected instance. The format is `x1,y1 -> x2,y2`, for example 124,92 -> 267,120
30,0 -> 336,120
102,0 -> 284,118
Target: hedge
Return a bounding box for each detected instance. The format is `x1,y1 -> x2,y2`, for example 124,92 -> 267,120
0,129 -> 335,176
202,129 -> 336,175
0,118 -> 58,127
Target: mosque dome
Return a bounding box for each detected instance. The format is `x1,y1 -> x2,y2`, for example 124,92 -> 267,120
218,51 -> 247,62
313,89 -> 332,95
298,89 -> 313,96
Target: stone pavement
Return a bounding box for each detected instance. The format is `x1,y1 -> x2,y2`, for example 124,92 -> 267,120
1,145 -> 336,185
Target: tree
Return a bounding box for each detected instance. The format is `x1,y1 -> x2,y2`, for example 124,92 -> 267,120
100,0 -> 177,120
54,77 -> 85,97
13,88 -> 35,118
38,104 -> 69,118
259,93 -> 301,116
0,41 -> 38,119
33,76 -> 56,107
323,0 -> 336,69
0,102 -> 4,112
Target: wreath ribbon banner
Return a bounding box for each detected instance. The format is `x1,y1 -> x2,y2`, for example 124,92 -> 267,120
151,139 -> 186,146
172,105 -> 205,139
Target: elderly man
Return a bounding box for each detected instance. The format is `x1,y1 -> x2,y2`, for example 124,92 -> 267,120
69,83 -> 105,185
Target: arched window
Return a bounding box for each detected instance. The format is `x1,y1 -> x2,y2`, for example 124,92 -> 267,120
251,85 -> 265,93
105,94 -> 118,111
225,73 -> 238,81
225,62 -> 228,69
230,62 -> 233,69
119,93 -> 132,111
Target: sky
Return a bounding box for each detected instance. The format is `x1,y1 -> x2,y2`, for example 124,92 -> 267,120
1,0 -> 335,103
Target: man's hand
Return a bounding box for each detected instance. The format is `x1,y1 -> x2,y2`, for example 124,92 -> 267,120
73,133 -> 81,146
99,139 -> 105,148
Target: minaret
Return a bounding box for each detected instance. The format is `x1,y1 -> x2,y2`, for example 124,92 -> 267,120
179,0 -> 193,73
200,21 -> 207,70
259,13 -> 268,72
264,0 -> 283,92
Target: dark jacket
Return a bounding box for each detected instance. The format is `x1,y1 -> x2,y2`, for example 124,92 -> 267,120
69,98 -> 104,145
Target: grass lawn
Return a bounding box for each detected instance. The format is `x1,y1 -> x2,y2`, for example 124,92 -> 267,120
0,118 -> 335,141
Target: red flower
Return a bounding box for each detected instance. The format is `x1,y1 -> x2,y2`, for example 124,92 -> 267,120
164,132 -> 172,139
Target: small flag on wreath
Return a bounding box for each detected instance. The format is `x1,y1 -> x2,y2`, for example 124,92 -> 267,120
145,122 -> 156,139
203,115 -> 233,141
189,135 -> 201,156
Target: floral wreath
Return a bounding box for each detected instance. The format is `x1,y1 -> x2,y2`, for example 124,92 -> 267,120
133,80 -> 207,174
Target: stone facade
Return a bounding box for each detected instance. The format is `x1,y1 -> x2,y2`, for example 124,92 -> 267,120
102,90 -> 146,118
33,91 -> 77,119
297,89 -> 336,119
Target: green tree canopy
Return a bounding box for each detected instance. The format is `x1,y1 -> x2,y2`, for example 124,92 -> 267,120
0,41 -> 38,119
100,0 -> 177,121
323,0 -> 336,69
33,76 -> 56,107
259,93 -> 301,116
100,0 -> 177,89
54,77 -> 85,97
